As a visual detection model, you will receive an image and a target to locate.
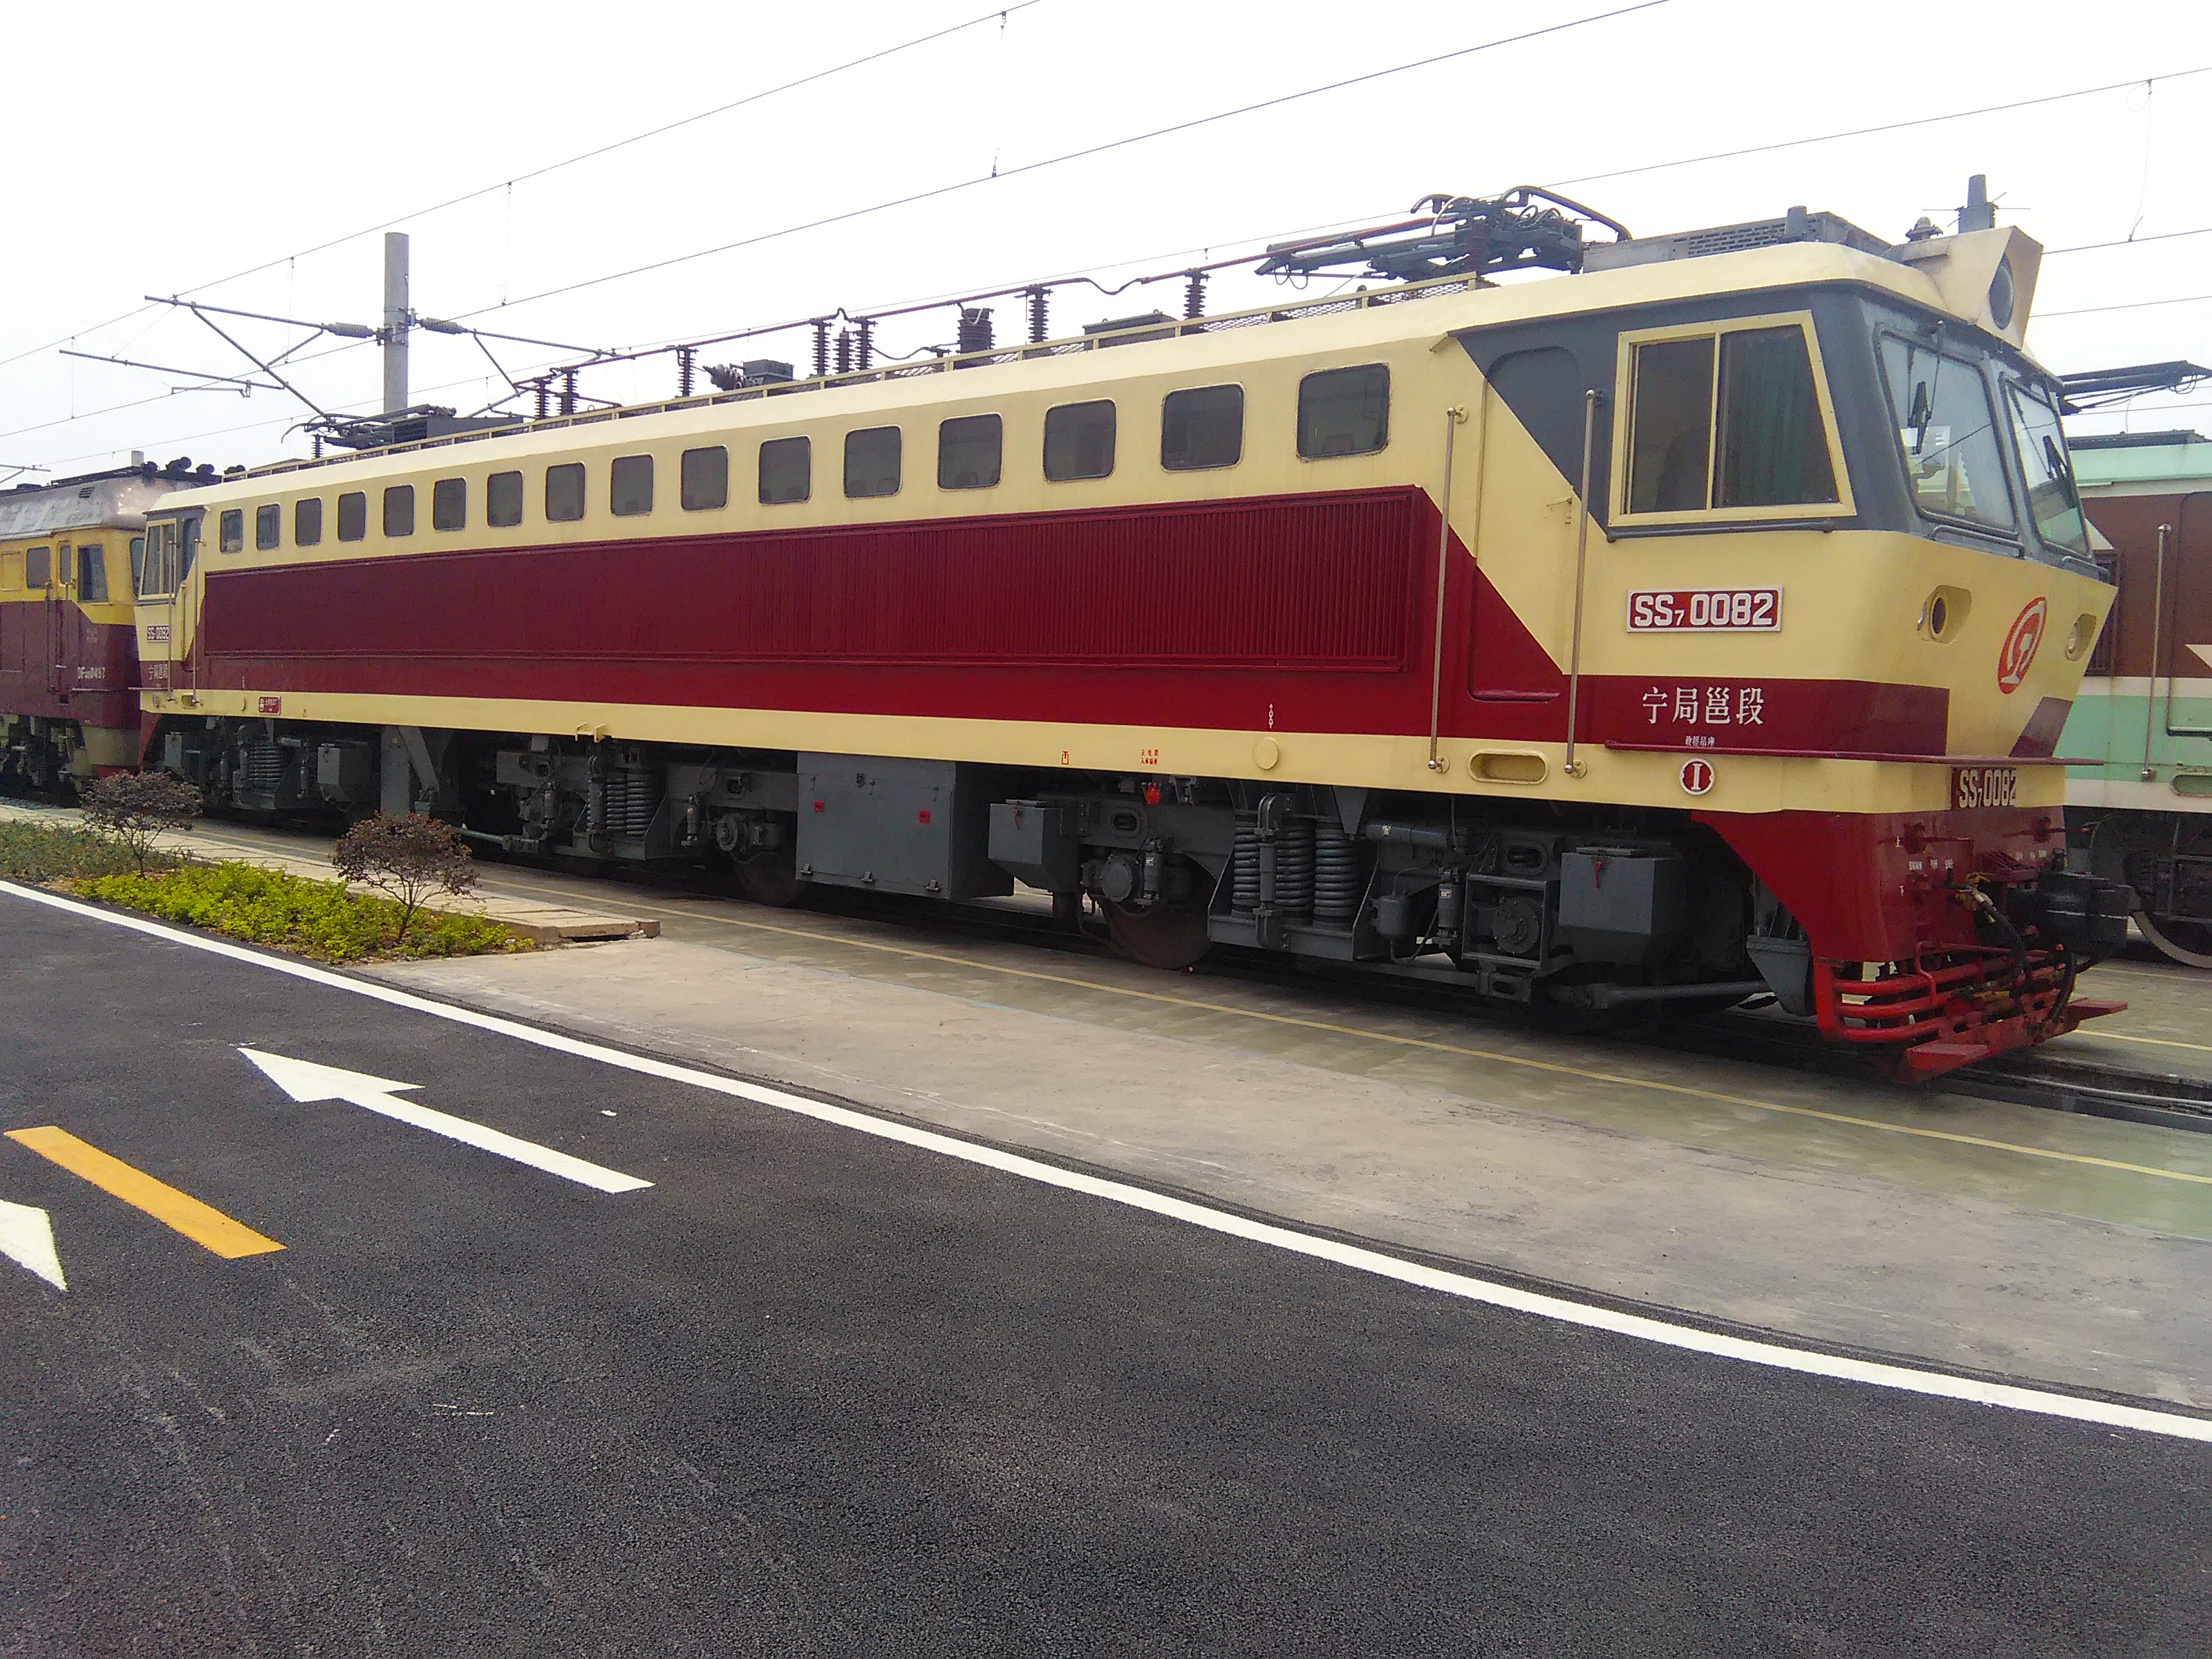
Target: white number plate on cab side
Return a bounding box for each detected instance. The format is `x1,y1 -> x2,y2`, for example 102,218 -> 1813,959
1627,588 -> 1782,632
1952,766 -> 2021,809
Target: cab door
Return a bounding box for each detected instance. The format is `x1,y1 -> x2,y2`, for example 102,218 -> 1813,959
49,541 -> 76,704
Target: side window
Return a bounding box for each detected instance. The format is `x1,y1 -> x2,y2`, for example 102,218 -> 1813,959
937,414 -> 1002,489
432,476 -> 467,531
487,470 -> 524,527
760,436 -> 810,505
1297,365 -> 1389,459
1162,384 -> 1244,471
294,498 -> 323,547
218,509 -> 244,553
1713,328 -> 1839,508
383,485 -> 415,537
546,462 -> 586,523
1627,324 -> 1842,516
1043,400 -> 1116,481
337,491 -> 368,542
1627,337 -> 1714,512
610,453 -> 654,516
25,545 -> 50,588
132,527 -> 168,597
1880,336 -> 2014,531
77,544 -> 108,602
255,503 -> 280,550
129,536 -> 146,590
844,427 -> 901,498
680,446 -> 729,511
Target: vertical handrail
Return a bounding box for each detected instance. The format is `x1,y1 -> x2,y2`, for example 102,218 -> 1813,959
1562,388 -> 1600,778
2141,521 -> 2169,780
1427,405 -> 1468,773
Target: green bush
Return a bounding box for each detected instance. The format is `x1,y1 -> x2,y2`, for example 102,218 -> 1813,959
76,863 -> 527,963
0,821 -> 180,883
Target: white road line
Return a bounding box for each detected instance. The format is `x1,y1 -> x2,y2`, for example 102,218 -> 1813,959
7,877 -> 2211,1445
238,1048 -> 651,1194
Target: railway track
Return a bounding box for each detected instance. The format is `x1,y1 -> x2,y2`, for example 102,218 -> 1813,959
12,796 -> 2209,1136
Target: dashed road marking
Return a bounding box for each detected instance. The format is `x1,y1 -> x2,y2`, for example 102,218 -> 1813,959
6,1125 -> 283,1259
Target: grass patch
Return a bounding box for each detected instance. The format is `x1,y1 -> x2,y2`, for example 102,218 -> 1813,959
0,820 -> 183,883
75,863 -> 530,963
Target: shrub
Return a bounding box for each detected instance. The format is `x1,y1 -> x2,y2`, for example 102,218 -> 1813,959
331,814 -> 478,946
77,863 -> 523,963
0,820 -> 180,882
81,771 -> 202,876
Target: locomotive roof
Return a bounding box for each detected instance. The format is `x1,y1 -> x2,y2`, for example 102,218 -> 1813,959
0,468 -> 199,538
162,227 -> 2047,507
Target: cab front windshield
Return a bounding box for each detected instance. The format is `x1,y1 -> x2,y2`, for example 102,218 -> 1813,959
2003,379 -> 2088,555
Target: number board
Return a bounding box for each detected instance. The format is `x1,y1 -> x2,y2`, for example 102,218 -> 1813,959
1951,766 -> 2020,810
1627,588 -> 1782,632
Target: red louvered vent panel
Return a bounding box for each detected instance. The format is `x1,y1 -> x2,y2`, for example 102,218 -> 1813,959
203,487 -> 1419,672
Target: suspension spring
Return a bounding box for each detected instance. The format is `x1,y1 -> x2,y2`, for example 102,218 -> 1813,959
1312,821 -> 1362,926
1274,818 -> 1315,922
1231,815 -> 1261,912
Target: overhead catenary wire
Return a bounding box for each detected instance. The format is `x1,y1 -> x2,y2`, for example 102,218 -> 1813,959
1541,66 -> 2212,191
459,0 -> 1676,319
0,0 -> 1051,372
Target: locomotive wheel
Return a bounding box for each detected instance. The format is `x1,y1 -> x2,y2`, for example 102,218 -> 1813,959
2137,912 -> 2212,970
1100,894 -> 1212,971
734,847 -> 810,908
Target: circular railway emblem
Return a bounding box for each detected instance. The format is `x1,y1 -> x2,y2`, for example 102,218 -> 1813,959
1997,597 -> 2048,695
1679,758 -> 1715,796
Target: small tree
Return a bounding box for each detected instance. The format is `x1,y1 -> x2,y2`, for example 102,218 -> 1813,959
332,814 -> 477,946
81,771 -> 201,876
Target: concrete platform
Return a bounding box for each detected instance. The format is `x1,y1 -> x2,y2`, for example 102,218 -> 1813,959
365,891 -> 2212,1412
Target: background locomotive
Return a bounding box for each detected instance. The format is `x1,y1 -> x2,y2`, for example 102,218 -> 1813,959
110,189 -> 2133,1076
0,458 -> 211,789
2062,431 -> 2212,965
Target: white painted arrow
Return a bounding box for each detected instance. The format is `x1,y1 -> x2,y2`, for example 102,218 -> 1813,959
238,1049 -> 652,1194
0,1199 -> 66,1289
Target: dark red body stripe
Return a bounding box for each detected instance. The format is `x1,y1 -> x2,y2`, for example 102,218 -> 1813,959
195,486 -> 1949,754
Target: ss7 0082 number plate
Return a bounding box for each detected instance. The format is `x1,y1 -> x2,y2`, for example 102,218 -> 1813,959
1627,588 -> 1781,632
1951,766 -> 2021,809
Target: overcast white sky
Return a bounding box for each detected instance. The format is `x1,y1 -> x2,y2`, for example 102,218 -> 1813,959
5,0 -> 2208,480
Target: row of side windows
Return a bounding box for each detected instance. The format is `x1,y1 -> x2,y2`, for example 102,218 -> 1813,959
217,364 -> 1389,547
0,543 -> 118,599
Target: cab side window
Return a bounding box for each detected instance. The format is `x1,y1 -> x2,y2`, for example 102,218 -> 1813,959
26,545 -> 50,588
1624,321 -> 1841,517
77,545 -> 108,601
218,509 -> 245,553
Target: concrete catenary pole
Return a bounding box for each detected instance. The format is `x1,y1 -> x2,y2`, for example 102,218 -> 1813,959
382,232 -> 411,415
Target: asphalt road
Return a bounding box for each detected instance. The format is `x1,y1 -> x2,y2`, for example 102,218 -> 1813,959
2,890 -> 2208,1657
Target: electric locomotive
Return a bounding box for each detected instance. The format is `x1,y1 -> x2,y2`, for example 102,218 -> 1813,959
2061,430 -> 2212,965
126,189 -> 2133,1076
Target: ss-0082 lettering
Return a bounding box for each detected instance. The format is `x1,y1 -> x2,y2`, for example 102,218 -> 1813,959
1627,588 -> 1782,632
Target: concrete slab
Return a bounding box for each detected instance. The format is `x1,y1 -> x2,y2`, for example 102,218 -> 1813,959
374,926 -> 2212,1409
